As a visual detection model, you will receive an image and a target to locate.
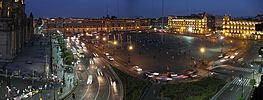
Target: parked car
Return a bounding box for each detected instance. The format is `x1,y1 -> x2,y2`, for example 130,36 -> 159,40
132,66 -> 142,72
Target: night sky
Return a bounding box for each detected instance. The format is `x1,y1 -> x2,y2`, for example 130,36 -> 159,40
25,0 -> 263,18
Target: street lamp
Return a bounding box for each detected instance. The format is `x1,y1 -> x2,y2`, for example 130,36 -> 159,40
200,47 -> 205,64
128,45 -> 133,50
128,45 -> 133,64
113,41 -> 118,45
96,36 -> 99,39
103,37 -> 106,41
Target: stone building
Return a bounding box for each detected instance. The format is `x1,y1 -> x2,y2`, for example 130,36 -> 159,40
0,0 -> 33,62
45,17 -> 151,34
168,12 -> 215,34
222,15 -> 263,40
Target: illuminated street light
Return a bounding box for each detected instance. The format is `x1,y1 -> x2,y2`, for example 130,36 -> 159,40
128,45 -> 133,50
200,47 -> 205,53
113,41 -> 118,45
200,47 -> 205,64
103,37 -> 106,41
128,45 -> 134,64
96,36 -> 99,39
220,36 -> 225,39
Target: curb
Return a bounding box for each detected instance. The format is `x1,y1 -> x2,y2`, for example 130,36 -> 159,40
210,82 -> 230,100
139,82 -> 152,100
58,80 -> 79,100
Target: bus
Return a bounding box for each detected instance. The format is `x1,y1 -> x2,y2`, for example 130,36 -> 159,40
77,49 -> 85,58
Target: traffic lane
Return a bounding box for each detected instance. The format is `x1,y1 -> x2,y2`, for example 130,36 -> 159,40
89,46 -> 139,78
216,84 -> 251,100
82,50 -> 113,99
93,76 -> 111,100
80,76 -> 106,100
212,67 -> 252,78
65,59 -> 100,100
73,44 -> 112,100
82,56 -> 112,100
93,57 -> 123,100
65,72 -> 100,100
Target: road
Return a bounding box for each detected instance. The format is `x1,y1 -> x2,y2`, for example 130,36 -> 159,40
64,38 -> 123,100
81,32 -> 262,100
212,78 -> 253,100
210,40 -> 263,100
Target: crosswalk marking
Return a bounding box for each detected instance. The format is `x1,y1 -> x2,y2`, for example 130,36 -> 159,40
231,77 -> 251,86
231,67 -> 253,73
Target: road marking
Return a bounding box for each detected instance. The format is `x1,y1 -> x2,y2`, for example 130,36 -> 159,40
231,77 -> 251,86
230,86 -> 234,91
80,85 -> 91,100
106,74 -> 111,100
94,75 -> 101,100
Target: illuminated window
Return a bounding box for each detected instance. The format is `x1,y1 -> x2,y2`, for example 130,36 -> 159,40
7,7 -> 10,16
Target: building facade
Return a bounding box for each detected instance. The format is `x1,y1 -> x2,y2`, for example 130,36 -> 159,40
45,18 -> 151,34
150,17 -> 168,29
168,13 -> 215,34
223,15 -> 263,40
0,0 -> 33,62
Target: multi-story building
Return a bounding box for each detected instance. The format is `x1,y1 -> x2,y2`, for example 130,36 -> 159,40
222,15 -> 263,39
168,13 -> 215,34
0,0 -> 33,62
150,17 -> 168,29
45,18 -> 151,34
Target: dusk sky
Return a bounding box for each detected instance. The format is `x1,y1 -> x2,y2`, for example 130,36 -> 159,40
25,0 -> 263,18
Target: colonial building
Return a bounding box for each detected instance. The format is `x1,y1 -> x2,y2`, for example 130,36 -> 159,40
0,0 -> 33,62
150,17 -> 168,29
222,15 -> 263,39
168,13 -> 215,34
45,18 -> 151,34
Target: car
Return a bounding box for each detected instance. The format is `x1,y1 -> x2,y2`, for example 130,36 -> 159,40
26,60 -> 33,64
165,77 -> 173,81
180,75 -> 189,79
93,53 -> 99,57
170,73 -> 178,77
104,52 -> 110,56
224,56 -> 229,59
111,81 -> 116,87
12,71 -> 19,76
87,75 -> 93,84
152,72 -> 160,76
97,68 -> 103,76
107,56 -> 114,61
109,77 -> 116,86
218,54 -> 224,58
230,55 -> 235,59
144,72 -> 154,78
190,74 -> 198,78
132,66 -> 142,72
219,59 -> 227,62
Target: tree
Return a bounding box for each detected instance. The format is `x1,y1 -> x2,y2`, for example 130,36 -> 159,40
250,79 -> 256,88
237,96 -> 244,100
62,50 -> 71,58
65,55 -> 74,65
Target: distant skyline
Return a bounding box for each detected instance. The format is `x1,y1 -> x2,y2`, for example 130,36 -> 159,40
26,0 -> 263,18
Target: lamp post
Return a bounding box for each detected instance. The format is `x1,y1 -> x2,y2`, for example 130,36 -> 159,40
220,36 -> 224,53
200,47 -> 205,64
128,45 -> 133,64
103,37 -> 106,41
